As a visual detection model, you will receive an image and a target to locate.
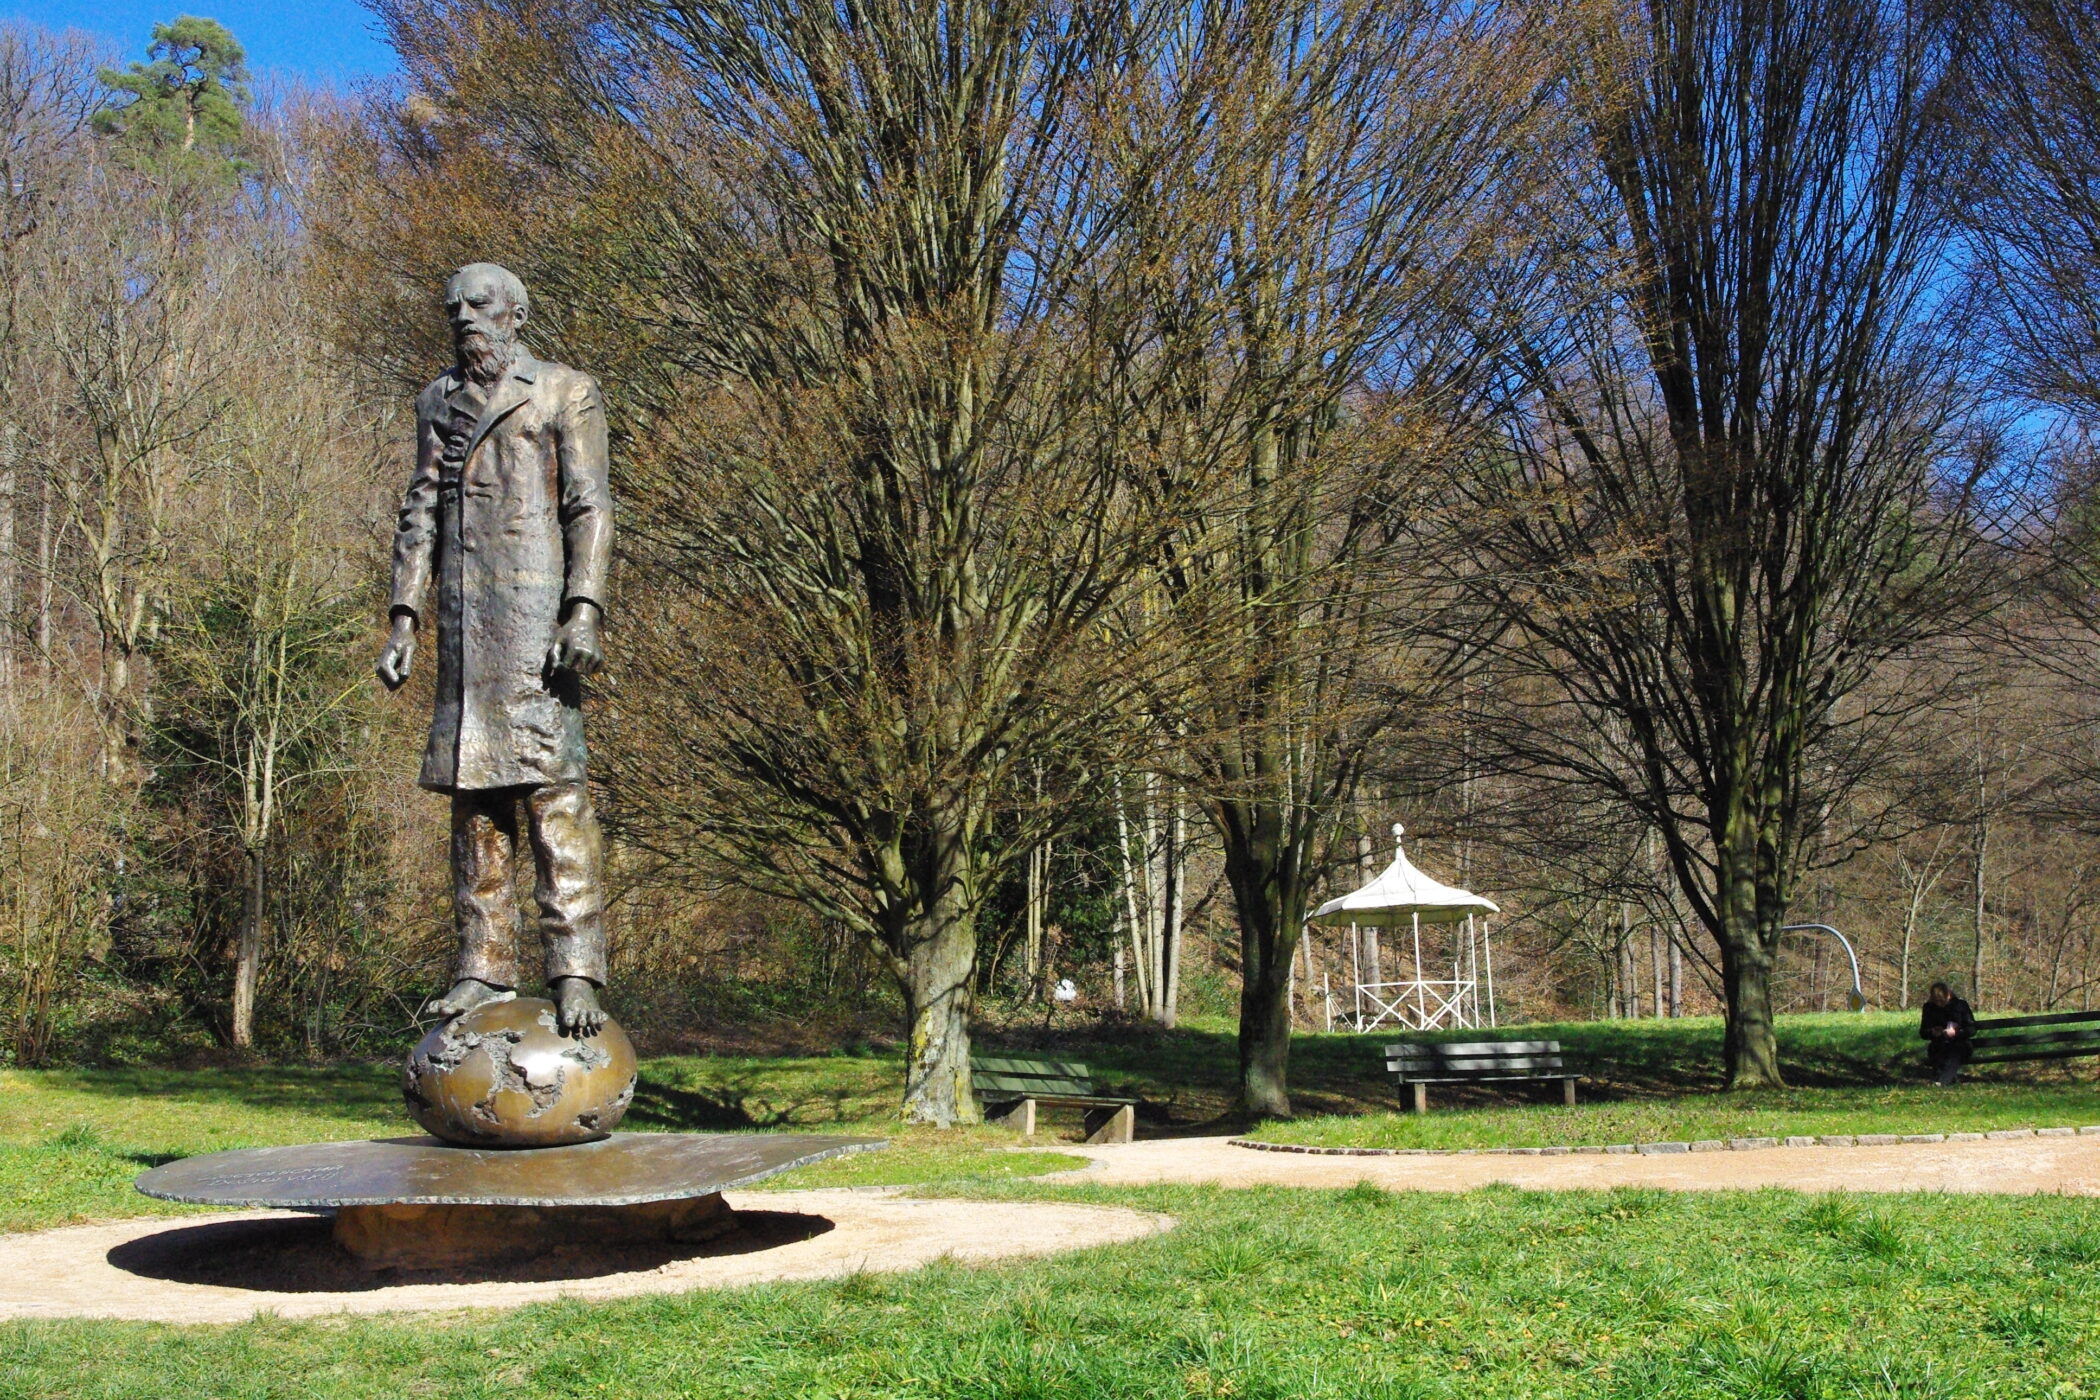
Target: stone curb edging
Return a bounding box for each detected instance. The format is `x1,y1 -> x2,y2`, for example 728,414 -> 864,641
1226,1124 -> 2100,1158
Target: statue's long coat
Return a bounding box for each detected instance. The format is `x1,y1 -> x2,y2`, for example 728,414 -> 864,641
390,354 -> 612,792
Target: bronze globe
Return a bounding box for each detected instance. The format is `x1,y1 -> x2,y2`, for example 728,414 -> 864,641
403,997 -> 636,1148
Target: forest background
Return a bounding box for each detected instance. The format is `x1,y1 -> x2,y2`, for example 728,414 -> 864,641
10,0 -> 2100,1123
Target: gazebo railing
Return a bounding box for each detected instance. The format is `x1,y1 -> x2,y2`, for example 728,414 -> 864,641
1350,977 -> 1482,1032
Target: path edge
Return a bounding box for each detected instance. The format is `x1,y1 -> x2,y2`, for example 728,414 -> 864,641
1227,1124 -> 2100,1158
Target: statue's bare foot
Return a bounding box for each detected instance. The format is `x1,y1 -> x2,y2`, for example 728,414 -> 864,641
552,977 -> 607,1037
425,977 -> 510,1021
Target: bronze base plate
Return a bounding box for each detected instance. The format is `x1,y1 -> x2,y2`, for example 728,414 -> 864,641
134,1132 -> 884,1210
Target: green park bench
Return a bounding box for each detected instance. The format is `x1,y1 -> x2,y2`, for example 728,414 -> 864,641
1385,1038 -> 1580,1114
971,1054 -> 1138,1144
1967,1009 -> 2100,1068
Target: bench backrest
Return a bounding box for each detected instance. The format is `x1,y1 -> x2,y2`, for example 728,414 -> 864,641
1969,1009 -> 2100,1063
1384,1040 -> 1566,1081
971,1055 -> 1097,1099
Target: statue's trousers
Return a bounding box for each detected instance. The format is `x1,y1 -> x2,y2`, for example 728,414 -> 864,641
449,781 -> 607,988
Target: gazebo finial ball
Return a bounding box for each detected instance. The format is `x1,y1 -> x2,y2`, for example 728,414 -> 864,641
1393,823 -> 1405,838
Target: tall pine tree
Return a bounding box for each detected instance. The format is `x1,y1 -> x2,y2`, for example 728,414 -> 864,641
93,16 -> 248,183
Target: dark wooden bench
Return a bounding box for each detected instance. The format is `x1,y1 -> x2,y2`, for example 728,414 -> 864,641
1386,1039 -> 1579,1113
1966,1010 -> 2100,1068
972,1054 -> 1137,1143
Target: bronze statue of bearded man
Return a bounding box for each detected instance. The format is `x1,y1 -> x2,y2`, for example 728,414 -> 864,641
377,262 -> 614,1037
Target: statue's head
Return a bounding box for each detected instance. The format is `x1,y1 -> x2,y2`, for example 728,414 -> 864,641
445,263 -> 529,384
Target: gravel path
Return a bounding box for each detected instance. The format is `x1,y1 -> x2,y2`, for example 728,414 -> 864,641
0,1189 -> 1174,1325
1062,1133 -> 2100,1195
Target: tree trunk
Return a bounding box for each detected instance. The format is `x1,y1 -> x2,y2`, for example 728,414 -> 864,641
1718,934 -> 1783,1087
1619,903 -> 1637,1018
1661,835 -> 1685,1017
1717,829 -> 1786,1087
1972,813 -> 1988,1004
2048,904 -> 2072,1008
0,425 -> 15,704
1669,932 -> 1683,1017
1899,897 -> 1917,1010
1143,773 -> 1164,1020
34,470 -> 51,682
1650,923 -> 1665,1020
1894,843 -> 1951,1011
1160,794 -> 1184,1027
101,646 -> 134,781
1354,832 -> 1377,1001
1024,842 -> 1043,984
1114,773 -> 1150,1015
1223,813 -> 1302,1118
1238,935 -> 1294,1118
899,910 -> 980,1127
230,845 -> 264,1049
879,810 -> 984,1128
1024,764 -> 1045,988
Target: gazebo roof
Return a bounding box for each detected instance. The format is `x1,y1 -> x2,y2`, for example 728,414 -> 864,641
1307,826 -> 1499,927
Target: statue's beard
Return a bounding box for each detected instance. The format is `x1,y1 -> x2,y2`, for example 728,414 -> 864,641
457,328 -> 517,386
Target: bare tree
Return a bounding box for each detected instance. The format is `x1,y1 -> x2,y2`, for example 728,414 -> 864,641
34,139 -> 240,775
362,0 -> 1227,1122
0,686 -> 119,1064
0,28 -> 102,707
1891,826 -> 1958,1008
1454,0 -> 1991,1085
147,288 -> 378,1047
1955,0 -> 2100,421
1108,0 -> 1545,1116
1949,1 -> 2100,949
1111,769 -> 1188,1025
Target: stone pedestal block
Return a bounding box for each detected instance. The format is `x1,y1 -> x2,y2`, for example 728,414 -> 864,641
332,1193 -> 734,1270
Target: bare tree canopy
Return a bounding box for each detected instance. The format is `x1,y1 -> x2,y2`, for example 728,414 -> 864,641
14,3 -> 2100,1110
1452,0 -> 1997,1085
1098,0 -> 1550,1115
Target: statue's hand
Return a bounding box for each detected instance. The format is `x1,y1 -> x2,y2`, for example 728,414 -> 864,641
546,602 -> 604,678
376,614 -> 416,690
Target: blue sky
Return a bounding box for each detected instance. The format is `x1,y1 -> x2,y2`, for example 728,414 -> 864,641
10,2 -> 399,85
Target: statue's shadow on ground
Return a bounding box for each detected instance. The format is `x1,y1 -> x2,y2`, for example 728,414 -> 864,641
106,1210 -> 835,1292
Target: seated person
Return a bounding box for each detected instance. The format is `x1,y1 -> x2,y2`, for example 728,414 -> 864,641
1919,981 -> 1975,1086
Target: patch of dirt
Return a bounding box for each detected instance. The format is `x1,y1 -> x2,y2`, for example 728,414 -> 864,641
1065,1134 -> 2100,1195
0,1190 -> 1173,1325
105,1208 -> 833,1292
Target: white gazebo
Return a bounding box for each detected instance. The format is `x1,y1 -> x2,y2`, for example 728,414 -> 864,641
1307,824 -> 1500,1032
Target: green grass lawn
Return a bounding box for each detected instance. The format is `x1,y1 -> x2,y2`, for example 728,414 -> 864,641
6,1016 -> 2100,1395
987,1009 -> 2100,1125
1242,1012 -> 2100,1150
9,1011 -> 2098,1232
5,1180 -> 2099,1398
1244,1083 -> 2100,1151
0,1063 -> 1086,1234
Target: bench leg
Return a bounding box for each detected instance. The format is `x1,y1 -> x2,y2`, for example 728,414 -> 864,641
1084,1104 -> 1135,1145
1562,1077 -> 1577,1108
989,1099 -> 1037,1136
1410,1082 -> 1428,1114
